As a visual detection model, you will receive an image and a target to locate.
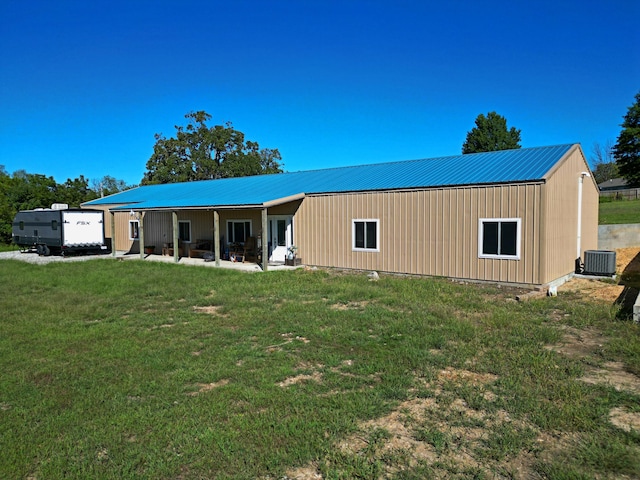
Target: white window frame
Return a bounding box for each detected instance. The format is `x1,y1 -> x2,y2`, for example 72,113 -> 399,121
226,219 -> 252,244
178,220 -> 191,243
129,220 -> 139,241
478,218 -> 521,260
352,219 -> 380,252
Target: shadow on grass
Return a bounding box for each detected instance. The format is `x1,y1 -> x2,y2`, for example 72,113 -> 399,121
615,251 -> 640,319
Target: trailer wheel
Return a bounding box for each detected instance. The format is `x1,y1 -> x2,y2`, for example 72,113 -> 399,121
36,244 -> 44,256
43,245 -> 51,256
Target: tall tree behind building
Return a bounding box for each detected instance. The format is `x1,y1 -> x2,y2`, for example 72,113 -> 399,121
462,112 -> 521,154
613,91 -> 640,187
590,140 -> 618,184
142,111 -> 283,185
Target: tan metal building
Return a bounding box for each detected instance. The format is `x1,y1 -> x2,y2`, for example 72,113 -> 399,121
83,144 -> 598,287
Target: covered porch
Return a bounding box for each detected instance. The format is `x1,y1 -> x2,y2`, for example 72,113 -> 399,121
112,249 -> 302,272
108,198 -> 303,272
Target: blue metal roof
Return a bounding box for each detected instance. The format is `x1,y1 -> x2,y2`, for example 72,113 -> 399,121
84,144 -> 576,210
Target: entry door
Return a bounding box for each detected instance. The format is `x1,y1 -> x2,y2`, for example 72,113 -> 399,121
268,216 -> 293,262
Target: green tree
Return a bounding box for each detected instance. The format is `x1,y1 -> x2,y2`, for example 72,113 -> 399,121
142,111 -> 283,185
0,166 -> 12,243
613,91 -> 640,187
7,170 -> 58,210
590,140 -> 619,184
56,175 -> 97,207
462,112 -> 521,154
91,175 -> 135,198
0,170 -> 58,244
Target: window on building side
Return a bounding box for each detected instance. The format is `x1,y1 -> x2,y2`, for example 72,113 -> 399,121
478,218 -> 521,259
179,220 -> 191,243
352,219 -> 379,251
129,220 -> 139,240
227,220 -> 251,244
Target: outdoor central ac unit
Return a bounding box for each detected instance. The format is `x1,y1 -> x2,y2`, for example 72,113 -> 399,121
583,250 -> 616,276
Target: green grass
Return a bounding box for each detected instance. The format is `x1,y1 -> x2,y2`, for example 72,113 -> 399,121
0,259 -> 639,479
599,198 -> 640,225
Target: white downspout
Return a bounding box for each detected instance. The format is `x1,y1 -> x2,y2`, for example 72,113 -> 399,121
576,172 -> 590,260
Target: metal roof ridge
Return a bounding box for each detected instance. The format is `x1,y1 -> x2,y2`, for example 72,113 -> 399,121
281,143 -> 577,175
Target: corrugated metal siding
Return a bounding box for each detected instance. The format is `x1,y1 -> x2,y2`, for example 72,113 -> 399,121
296,183 -> 542,284
540,147 -> 599,283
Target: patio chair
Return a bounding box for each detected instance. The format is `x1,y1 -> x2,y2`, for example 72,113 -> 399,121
242,236 -> 257,262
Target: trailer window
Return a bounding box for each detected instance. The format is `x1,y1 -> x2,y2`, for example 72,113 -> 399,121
129,220 -> 139,240
19,221 -> 24,230
52,220 -> 58,230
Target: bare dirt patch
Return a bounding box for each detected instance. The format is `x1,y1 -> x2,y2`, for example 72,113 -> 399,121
438,367 -> 498,387
544,326 -> 606,359
559,278 -> 624,303
307,367 -> 531,478
609,407 -> 640,433
330,300 -> 370,311
266,333 -> 310,352
284,464 -> 323,480
581,362 -> 640,395
193,305 -> 226,316
545,325 -> 640,396
278,371 -> 323,388
186,379 -> 230,396
545,307 -> 640,435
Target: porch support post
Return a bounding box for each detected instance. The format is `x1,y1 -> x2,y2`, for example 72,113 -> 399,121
172,211 -> 179,263
261,207 -> 268,271
213,210 -> 220,267
110,210 -> 116,257
139,211 -> 146,260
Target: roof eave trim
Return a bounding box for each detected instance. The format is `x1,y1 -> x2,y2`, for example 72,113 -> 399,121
108,193 -> 306,212
262,192 -> 305,208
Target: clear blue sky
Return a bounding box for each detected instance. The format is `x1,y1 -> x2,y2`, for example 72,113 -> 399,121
1,0 -> 638,186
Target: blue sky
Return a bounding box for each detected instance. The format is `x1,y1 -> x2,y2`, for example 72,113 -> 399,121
1,0 -> 638,186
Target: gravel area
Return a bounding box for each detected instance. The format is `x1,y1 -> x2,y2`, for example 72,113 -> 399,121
0,249 -> 112,265
0,249 -> 292,272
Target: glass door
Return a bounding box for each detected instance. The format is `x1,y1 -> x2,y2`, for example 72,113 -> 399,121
268,216 -> 292,262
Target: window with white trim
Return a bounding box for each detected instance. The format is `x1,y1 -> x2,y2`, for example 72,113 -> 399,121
352,219 -> 379,251
227,220 -> 251,244
478,218 -> 521,259
129,220 -> 139,240
178,220 -> 191,243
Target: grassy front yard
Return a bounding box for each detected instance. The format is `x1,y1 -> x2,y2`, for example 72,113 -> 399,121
1,259 -> 639,479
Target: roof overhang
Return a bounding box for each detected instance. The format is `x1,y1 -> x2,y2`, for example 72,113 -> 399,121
107,192 -> 306,212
